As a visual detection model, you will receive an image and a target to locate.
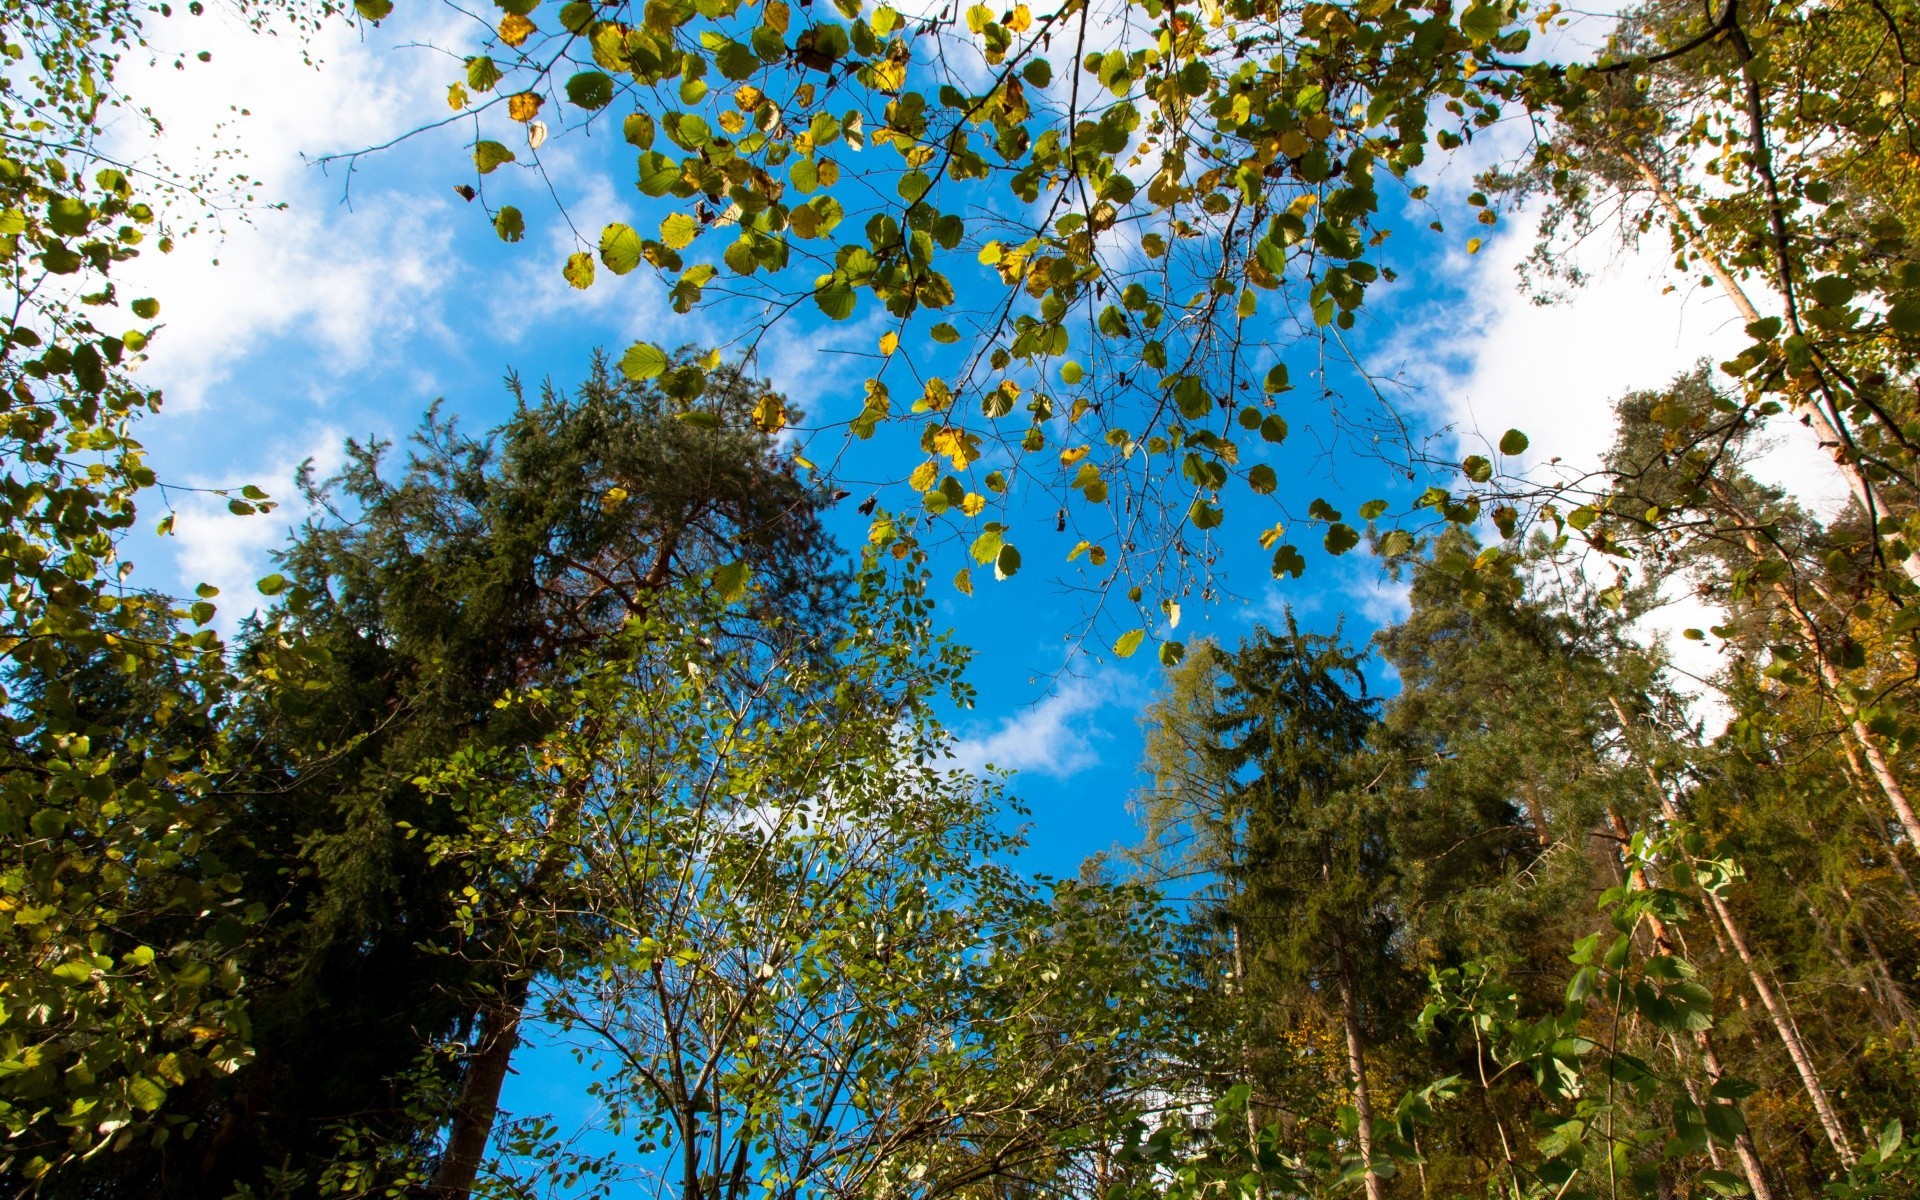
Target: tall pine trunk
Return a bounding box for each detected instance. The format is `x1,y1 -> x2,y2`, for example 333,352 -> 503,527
1331,930 -> 1383,1200
1607,808 -> 1778,1200
1609,699 -> 1857,1165
1624,151 -> 1920,591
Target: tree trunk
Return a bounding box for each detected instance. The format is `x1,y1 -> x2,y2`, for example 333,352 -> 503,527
1230,918 -> 1263,1158
1624,152 -> 1920,590
1687,485 -> 1920,849
432,975 -> 531,1198
431,781 -> 590,1199
1332,931 -> 1383,1200
1606,808 -> 1778,1200
1607,698 -> 1857,1165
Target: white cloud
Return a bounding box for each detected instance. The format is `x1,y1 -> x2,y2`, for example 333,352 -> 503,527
107,8 -> 474,410
162,426 -> 346,634
1380,209 -> 1850,519
950,670 -> 1141,779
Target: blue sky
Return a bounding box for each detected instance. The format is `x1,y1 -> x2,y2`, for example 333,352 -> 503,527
103,1 -> 1852,1172
108,1 -> 1843,874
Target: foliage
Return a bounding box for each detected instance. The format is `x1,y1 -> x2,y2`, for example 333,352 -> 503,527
411,558 -> 1179,1200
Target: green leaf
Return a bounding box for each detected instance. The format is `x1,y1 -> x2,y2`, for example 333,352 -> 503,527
565,71 -> 617,109
712,560 -> 752,603
1263,363 -> 1290,393
637,152 -> 681,196
354,0 -> 393,18
1260,415 -> 1288,444
1060,360 -> 1084,385
1458,2 -> 1504,42
969,529 -> 1005,564
1272,544 -> 1306,578
474,140 -> 516,173
1879,1120 -> 1905,1162
467,56 -> 503,91
47,198 -> 91,237
1247,464 -> 1276,494
256,573 -> 288,596
130,297 -> 160,320
994,543 -> 1021,580
1324,523 -> 1359,555
599,223 -> 642,274
814,278 -> 856,320
1498,428 -> 1529,456
931,323 -> 960,343
1158,640 -> 1185,666
1358,499 -> 1387,519
1702,1101 -> 1747,1146
1462,454 -> 1493,483
619,341 -> 669,380
494,206 -> 526,242
898,171 -> 932,202
661,212 -> 699,250
127,1075 -> 166,1112
1113,628 -> 1147,658
624,113 -> 656,149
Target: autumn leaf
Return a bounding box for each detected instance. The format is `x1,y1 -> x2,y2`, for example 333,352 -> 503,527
499,12 -> 536,45
507,91 -> 543,122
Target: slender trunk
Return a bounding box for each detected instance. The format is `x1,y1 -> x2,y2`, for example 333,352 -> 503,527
1694,489 -> 1920,848
1623,152 -> 1920,589
1606,808 -> 1779,1200
1608,698 -> 1857,1164
1230,917 -> 1263,1157
1834,878 -> 1918,1032
1520,781 -> 1553,852
1697,1033 -> 1784,1200
1702,885 -> 1855,1165
1331,930 -> 1383,1200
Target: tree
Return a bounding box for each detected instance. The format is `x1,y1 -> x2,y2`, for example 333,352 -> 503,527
416,558 -> 1179,1200
0,0 -> 338,1181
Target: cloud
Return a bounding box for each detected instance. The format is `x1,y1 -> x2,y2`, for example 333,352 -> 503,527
162,425 -> 347,634
107,8 -> 474,410
950,670 -> 1141,780
1378,209 -> 1850,519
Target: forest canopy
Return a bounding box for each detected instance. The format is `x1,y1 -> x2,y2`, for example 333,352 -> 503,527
2,0 -> 1920,1195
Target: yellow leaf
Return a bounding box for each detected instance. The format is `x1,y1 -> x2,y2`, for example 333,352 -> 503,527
1007,2 -> 1031,29
1467,237 -> 1484,254
718,109 -> 746,134
752,393 -> 787,433
448,83 -> 470,111
879,331 -> 899,356
499,11 -> 536,45
953,567 -> 973,596
735,85 -> 764,110
600,486 -> 629,512
1059,444 -> 1090,467
871,59 -> 907,92
960,492 -> 986,516
909,461 -> 939,491
507,91 -> 543,122
930,426 -> 980,469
